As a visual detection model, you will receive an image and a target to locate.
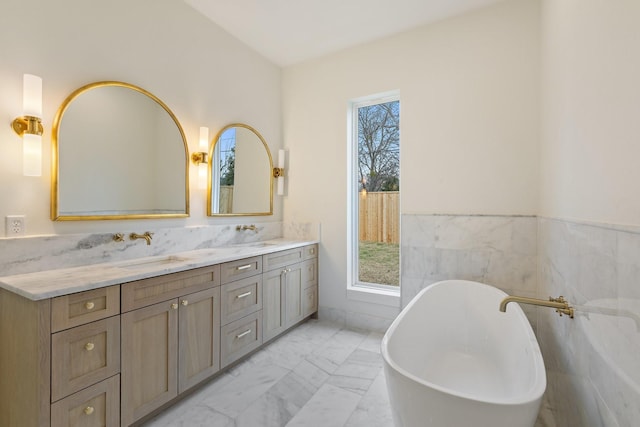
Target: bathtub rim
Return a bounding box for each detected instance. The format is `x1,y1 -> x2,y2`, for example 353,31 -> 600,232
381,279 -> 547,406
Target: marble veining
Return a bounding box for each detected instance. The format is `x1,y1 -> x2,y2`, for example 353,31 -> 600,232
0,221 -> 320,277
401,214 -> 538,309
0,237 -> 318,301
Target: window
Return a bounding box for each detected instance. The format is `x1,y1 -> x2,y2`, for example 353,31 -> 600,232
349,93 -> 400,292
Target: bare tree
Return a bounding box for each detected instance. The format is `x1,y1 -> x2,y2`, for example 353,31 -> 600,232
358,100 -> 399,192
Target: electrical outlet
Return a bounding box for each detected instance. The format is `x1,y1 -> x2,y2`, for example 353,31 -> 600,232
5,215 -> 26,236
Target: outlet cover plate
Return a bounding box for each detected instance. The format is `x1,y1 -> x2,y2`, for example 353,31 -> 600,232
5,215 -> 26,236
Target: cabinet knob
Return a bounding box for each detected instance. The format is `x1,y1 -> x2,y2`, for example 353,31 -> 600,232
85,301 -> 95,310
171,303 -> 178,310
84,342 -> 95,351
84,406 -> 94,415
181,300 -> 189,306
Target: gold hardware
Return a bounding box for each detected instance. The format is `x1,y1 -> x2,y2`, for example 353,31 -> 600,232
83,406 -> 94,415
499,295 -> 574,318
85,301 -> 95,310
113,233 -> 125,242
236,264 -> 253,271
236,291 -> 252,299
236,329 -> 252,339
84,343 -> 95,351
12,115 -> 43,137
181,300 -> 189,306
130,231 -> 154,245
171,303 -> 178,310
191,151 -> 208,165
235,224 -> 257,231
310,248 -> 315,254
273,167 -> 285,178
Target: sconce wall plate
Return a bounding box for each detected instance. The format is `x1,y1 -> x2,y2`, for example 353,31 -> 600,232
191,152 -> 208,164
12,115 -> 43,137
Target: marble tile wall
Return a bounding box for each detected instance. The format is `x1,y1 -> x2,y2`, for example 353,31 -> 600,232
537,217 -> 640,427
401,214 -> 538,310
0,221 -> 317,276
401,214 -> 639,426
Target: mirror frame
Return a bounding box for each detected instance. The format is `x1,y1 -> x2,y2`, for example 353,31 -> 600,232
207,123 -> 273,217
51,81 -> 190,221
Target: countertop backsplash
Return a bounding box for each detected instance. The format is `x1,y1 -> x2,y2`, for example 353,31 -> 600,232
0,221 -> 318,277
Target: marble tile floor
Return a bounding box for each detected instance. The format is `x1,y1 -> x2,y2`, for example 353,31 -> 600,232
142,319 -> 393,427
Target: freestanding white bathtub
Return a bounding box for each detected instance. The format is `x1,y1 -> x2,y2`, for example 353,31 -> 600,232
382,280 -> 545,427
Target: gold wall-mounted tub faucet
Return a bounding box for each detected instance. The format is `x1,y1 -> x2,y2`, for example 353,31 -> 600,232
500,295 -> 574,318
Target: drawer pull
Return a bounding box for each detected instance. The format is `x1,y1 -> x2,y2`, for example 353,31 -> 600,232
84,342 -> 95,351
236,264 -> 253,271
181,300 -> 189,306
171,303 -> 178,310
85,301 -> 95,310
236,291 -> 252,299
235,329 -> 252,339
310,248 -> 315,254
84,406 -> 95,415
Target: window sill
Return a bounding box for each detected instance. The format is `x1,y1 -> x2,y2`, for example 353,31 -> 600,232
347,284 -> 400,308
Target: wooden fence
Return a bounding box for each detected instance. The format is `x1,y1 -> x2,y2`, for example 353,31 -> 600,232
359,191 -> 399,244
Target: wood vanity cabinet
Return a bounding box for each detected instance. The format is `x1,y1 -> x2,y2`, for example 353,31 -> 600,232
0,243 -> 317,427
263,244 -> 318,342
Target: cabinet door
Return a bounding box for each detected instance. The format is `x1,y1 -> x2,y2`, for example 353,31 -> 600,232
262,268 -> 286,342
285,263 -> 304,327
121,299 -> 178,426
178,287 -> 221,393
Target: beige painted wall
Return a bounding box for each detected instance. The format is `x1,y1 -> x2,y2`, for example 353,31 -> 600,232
282,0 -> 540,316
0,0 -> 282,236
540,0 -> 640,227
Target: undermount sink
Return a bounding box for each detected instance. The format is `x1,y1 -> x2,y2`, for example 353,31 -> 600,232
117,255 -> 190,269
236,242 -> 277,248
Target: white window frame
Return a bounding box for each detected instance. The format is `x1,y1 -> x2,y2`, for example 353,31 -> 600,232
347,91 -> 401,307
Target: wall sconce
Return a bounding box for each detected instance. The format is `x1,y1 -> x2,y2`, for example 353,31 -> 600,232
273,149 -> 287,196
11,74 -> 43,177
191,126 -> 209,190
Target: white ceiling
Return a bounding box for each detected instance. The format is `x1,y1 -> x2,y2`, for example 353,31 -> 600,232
184,0 -> 505,66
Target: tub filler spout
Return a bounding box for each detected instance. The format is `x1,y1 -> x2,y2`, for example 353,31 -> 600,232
500,295 -> 574,318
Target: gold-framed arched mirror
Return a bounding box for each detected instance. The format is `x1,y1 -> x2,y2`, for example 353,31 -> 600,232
51,81 -> 189,220
207,123 -> 273,216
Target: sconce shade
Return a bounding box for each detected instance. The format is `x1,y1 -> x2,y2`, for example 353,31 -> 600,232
23,133 -> 42,177
277,149 -> 285,196
12,74 -> 43,177
23,74 -> 42,117
197,127 -> 209,190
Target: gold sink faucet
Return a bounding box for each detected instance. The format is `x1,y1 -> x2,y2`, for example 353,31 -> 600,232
236,224 -> 257,231
130,231 -> 154,245
499,295 -> 574,318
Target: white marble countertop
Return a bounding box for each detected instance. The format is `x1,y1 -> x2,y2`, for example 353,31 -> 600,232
0,238 -> 318,301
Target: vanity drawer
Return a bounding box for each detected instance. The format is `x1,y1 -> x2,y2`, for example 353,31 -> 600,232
51,374 -> 120,427
121,265 -> 220,312
303,286 -> 318,318
302,258 -> 318,289
51,316 -> 121,402
220,311 -> 262,368
51,286 -> 120,332
220,275 -> 262,325
303,244 -> 318,260
263,247 -> 304,272
220,256 -> 262,284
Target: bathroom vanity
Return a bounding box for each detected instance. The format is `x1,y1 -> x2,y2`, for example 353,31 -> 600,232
0,240 -> 318,427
